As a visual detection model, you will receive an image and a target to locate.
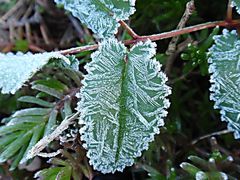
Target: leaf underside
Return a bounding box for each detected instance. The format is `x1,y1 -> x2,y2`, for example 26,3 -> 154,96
232,0 -> 240,14
208,29 -> 240,139
54,0 -> 136,38
0,52 -> 68,94
77,38 -> 171,173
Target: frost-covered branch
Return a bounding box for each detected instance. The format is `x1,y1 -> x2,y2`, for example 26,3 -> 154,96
59,19 -> 240,55
26,112 -> 80,160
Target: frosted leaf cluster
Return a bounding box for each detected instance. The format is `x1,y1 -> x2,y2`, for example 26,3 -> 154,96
232,0 -> 240,14
77,38 -> 171,173
208,29 -> 240,139
0,52 -> 69,94
54,0 -> 136,38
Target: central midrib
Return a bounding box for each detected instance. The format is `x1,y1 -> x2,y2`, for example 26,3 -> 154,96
115,54 -> 129,162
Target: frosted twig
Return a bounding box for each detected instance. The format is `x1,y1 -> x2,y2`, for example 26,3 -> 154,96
59,19 -> 240,55
191,129 -> 232,145
165,0 -> 195,75
38,149 -> 62,158
119,20 -> 140,39
26,112 -> 80,160
166,0 -> 195,55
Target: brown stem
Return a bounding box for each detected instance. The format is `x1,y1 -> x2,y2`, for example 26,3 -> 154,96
165,0 -> 195,75
125,20 -> 238,44
119,20 -> 140,39
59,19 -> 240,55
226,0 -> 233,22
60,44 -> 99,55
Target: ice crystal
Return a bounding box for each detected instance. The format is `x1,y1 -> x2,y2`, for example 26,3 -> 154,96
232,0 -> 240,14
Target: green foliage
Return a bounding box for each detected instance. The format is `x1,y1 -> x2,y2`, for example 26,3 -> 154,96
181,27 -> 219,76
0,107 -> 51,169
35,158 -> 74,180
132,0 -> 189,33
142,162 -> 176,180
181,153 -> 239,179
0,0 -> 16,13
0,61 -> 81,171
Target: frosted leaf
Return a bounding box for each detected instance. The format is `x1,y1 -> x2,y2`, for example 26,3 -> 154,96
0,52 -> 69,94
54,0 -> 136,38
208,29 -> 240,139
232,0 -> 240,14
77,38 -> 171,173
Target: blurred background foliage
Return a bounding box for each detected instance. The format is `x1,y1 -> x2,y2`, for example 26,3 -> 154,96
0,0 -> 240,179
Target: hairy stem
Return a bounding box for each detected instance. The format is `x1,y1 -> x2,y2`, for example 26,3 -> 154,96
59,19 -> 240,55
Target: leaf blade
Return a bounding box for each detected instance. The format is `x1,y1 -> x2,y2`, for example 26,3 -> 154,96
208,29 -> 240,139
77,38 -> 171,173
0,52 -> 68,94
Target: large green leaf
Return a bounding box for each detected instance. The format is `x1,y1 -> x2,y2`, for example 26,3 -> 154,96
208,29 -> 240,139
54,0 -> 136,38
0,52 -> 69,94
77,38 -> 171,173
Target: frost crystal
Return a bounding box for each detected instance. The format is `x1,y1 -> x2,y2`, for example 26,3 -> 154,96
77,38 -> 171,173
208,29 -> 240,139
54,0 -> 136,38
0,52 -> 68,94
232,0 -> 240,14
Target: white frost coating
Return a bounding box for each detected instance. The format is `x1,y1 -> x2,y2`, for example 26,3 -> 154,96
54,0 -> 136,38
196,171 -> 207,180
0,52 -> 68,94
232,0 -> 240,14
208,29 -> 240,139
77,38 -> 171,173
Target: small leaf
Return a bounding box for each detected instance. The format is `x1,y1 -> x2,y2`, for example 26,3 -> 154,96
32,84 -> 63,99
10,143 -> 28,171
208,29 -> 240,139
12,108 -> 51,117
20,124 -> 45,164
44,110 -> 58,136
180,162 -> 201,176
0,132 -> 20,149
18,96 -> 54,108
0,52 -> 69,94
35,158 -> 73,180
0,131 -> 32,163
33,79 -> 69,92
0,107 -> 55,166
54,0 -> 136,38
0,123 -> 35,136
77,38 -> 171,173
